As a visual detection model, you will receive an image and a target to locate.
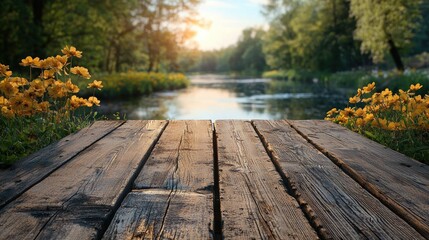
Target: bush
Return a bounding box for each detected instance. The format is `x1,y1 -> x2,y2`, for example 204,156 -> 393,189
326,82 -> 429,163
78,72 -> 189,99
0,46 -> 102,166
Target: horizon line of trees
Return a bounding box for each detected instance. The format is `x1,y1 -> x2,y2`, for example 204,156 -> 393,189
187,0 -> 429,75
1,0 -> 428,75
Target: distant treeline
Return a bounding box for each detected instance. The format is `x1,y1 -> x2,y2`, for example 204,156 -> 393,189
185,0 -> 429,75
2,0 -> 428,76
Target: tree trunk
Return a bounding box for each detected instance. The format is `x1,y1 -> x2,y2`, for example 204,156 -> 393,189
115,45 -> 121,72
387,38 -> 404,71
31,0 -> 45,57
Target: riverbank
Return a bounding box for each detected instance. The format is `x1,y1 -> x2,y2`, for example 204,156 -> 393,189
78,72 -> 190,99
263,69 -> 429,93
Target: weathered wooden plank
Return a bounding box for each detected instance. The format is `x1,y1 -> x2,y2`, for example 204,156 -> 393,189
215,120 -> 318,239
102,190 -> 212,240
104,120 -> 214,239
0,120 -> 167,240
290,120 -> 429,237
0,120 -> 124,209
253,120 -> 424,239
134,120 -> 214,191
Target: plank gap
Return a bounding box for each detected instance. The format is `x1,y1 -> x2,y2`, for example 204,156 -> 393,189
251,121 -> 328,239
212,127 -> 222,240
95,120 -> 169,240
288,120 -> 429,238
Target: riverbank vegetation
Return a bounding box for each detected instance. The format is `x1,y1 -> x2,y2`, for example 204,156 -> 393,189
326,83 -> 429,163
0,47 -> 102,166
79,72 -> 189,99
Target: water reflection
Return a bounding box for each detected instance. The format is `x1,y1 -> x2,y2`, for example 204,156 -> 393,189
98,74 -> 348,120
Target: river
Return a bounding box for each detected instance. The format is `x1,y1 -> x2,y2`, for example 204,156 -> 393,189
98,74 -> 349,120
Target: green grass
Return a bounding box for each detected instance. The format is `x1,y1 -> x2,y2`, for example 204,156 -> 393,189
363,128 -> 429,164
325,69 -> 429,93
79,72 -> 190,99
0,113 -> 97,167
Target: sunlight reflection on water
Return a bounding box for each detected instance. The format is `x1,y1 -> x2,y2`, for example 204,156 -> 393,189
99,74 -> 347,120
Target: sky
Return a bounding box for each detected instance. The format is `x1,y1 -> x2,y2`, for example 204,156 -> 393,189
192,0 -> 268,50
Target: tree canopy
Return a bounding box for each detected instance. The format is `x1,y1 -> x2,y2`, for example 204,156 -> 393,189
0,0 -> 202,73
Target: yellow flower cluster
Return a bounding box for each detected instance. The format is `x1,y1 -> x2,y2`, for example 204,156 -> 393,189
326,82 -> 429,131
0,46 -> 102,119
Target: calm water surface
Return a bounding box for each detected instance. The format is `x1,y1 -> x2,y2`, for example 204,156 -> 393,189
99,74 -> 348,120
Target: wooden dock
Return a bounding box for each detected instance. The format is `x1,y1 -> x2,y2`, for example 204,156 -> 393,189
0,120 -> 428,239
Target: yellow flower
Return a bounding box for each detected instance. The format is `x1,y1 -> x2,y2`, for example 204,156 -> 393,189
362,97 -> 372,103
70,66 -> 91,79
356,118 -> 364,126
70,95 -> 88,109
409,83 -> 422,92
341,107 -> 354,117
55,55 -> 68,65
65,79 -> 79,93
355,88 -> 363,97
37,101 -> 50,112
387,122 -> 399,131
28,79 -> 46,97
0,80 -> 19,97
362,82 -> 375,93
349,96 -> 360,104
42,69 -> 56,79
414,95 -> 423,103
398,89 -> 408,102
0,96 -> 8,106
1,106 -> 14,118
0,64 -> 12,77
87,80 -> 103,90
61,46 -> 82,58
48,81 -> 67,98
381,88 -> 392,97
88,96 -> 100,106
36,57 -> 64,70
9,77 -> 28,87
9,94 -> 35,116
20,56 -> 40,67
326,108 -> 338,117
363,113 -> 374,123
354,108 -> 365,117
378,118 -> 388,129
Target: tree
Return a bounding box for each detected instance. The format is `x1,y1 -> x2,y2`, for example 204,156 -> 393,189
350,0 -> 421,71
263,0 -> 367,72
229,28 -> 267,75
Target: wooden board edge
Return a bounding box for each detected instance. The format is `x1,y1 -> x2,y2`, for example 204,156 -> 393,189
287,120 -> 429,238
251,119 -> 328,239
95,120 -> 169,239
0,120 -> 125,210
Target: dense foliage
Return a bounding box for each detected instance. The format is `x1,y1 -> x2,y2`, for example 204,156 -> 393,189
188,0 -> 429,76
0,0 -> 202,73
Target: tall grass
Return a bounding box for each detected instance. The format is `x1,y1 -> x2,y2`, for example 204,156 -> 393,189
78,72 -> 189,99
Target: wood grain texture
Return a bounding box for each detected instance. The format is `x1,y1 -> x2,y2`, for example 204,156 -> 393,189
104,120 -> 214,239
290,120 -> 429,237
215,120 -> 318,239
102,190 -> 212,240
0,120 -> 124,209
0,120 -> 167,240
134,120 -> 214,192
253,120 -> 424,239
